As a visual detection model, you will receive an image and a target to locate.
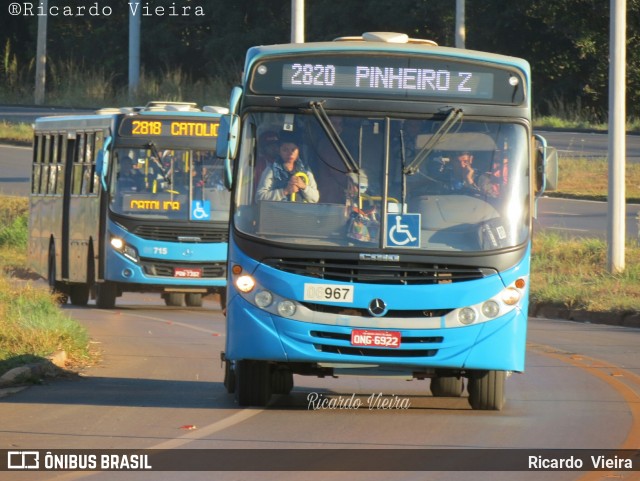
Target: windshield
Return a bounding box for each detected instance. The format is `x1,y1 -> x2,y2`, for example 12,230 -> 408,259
233,112 -> 530,252
109,147 -> 229,221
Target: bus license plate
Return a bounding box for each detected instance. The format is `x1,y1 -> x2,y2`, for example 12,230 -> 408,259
303,283 -> 354,303
351,329 -> 401,348
174,267 -> 202,278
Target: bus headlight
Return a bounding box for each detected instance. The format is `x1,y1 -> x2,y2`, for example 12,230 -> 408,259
458,307 -> 477,325
110,237 -> 124,250
110,237 -> 138,262
481,300 -> 500,318
236,275 -> 255,293
277,300 -> 296,317
254,290 -> 273,308
501,287 -> 521,306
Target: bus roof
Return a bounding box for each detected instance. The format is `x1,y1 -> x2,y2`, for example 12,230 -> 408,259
244,32 -> 531,81
34,101 -> 228,127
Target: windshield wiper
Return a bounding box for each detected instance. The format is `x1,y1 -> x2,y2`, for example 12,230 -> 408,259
404,108 -> 463,175
146,141 -> 171,185
309,101 -> 359,174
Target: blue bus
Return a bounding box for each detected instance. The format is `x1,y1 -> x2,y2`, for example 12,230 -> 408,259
217,33 -> 549,409
29,101 -> 230,309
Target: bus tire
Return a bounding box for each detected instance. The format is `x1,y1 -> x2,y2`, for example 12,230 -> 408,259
224,360 -> 236,394
467,370 -> 506,411
272,368 -> 294,395
69,284 -> 90,306
430,376 -> 464,397
163,293 -> 185,306
48,245 -> 68,305
218,289 -> 227,310
185,293 -> 203,307
235,360 -> 272,407
96,282 -> 117,309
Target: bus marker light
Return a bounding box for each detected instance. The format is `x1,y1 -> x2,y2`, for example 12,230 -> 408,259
236,275 -> 255,293
232,264 -> 243,275
515,278 -> 526,289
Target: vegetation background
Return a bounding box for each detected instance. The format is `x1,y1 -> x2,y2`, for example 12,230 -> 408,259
1,0 -> 640,122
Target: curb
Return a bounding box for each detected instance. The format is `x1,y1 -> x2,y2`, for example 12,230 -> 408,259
530,303 -> 640,328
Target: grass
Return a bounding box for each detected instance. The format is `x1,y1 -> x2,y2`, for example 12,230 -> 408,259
0,196 -> 91,377
531,233 -> 640,312
0,121 -> 32,144
551,157 -> 640,201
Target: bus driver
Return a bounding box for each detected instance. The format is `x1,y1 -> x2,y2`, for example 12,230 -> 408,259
256,132 -> 320,203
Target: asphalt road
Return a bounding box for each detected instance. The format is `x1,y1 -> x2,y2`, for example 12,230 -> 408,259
1,292 -> 639,480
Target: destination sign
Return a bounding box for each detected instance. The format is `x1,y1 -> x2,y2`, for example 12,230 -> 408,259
250,54 -> 525,104
119,118 -> 219,138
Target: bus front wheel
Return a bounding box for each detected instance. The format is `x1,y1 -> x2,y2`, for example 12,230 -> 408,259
185,293 -> 203,307
69,284 -> 90,306
430,376 -> 464,397
96,281 -> 117,309
235,360 -> 272,407
467,370 -> 506,411
163,293 -> 185,307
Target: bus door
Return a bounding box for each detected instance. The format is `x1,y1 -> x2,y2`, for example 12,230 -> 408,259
60,134 -> 76,280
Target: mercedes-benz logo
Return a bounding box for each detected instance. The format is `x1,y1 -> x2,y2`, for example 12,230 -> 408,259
368,298 -> 387,317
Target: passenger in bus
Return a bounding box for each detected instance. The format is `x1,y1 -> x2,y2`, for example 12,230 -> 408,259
119,156 -> 146,192
478,148 -> 509,198
256,132 -> 319,203
254,130 -> 280,191
451,151 -> 477,191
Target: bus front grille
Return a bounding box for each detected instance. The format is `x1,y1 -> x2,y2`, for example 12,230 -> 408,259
140,259 -> 226,278
314,344 -> 438,358
263,258 -> 486,285
310,331 -> 441,358
133,225 -> 228,243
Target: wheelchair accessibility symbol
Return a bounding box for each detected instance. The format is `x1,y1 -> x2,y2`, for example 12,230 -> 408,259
191,200 -> 211,221
387,213 -> 420,247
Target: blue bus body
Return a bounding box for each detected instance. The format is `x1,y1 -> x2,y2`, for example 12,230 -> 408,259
29,102 -> 230,308
219,33 -> 548,409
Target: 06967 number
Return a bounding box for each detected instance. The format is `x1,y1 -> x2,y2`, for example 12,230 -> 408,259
304,283 -> 354,303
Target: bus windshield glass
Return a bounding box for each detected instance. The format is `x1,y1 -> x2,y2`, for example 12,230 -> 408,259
234,112 -> 529,252
110,147 -> 228,221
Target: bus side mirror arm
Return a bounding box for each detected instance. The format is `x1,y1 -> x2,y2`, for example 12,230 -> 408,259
216,114 -> 241,191
96,136 -> 112,191
533,133 -> 548,198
